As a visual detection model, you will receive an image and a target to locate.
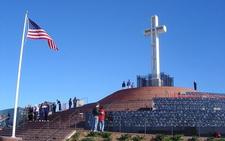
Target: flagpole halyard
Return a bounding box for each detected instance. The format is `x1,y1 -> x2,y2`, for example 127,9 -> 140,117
12,11 -> 28,138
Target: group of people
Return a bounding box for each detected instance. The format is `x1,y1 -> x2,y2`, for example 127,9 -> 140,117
92,104 -> 105,132
26,102 -> 51,122
68,97 -> 78,109
122,80 -> 134,89
25,97 -> 79,122
57,97 -> 77,112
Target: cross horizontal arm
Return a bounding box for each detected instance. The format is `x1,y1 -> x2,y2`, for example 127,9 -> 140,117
144,25 -> 167,36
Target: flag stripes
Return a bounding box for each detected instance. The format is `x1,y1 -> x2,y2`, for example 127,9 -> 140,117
27,18 -> 58,51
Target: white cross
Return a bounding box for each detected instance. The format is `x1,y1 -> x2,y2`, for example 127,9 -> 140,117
144,15 -> 167,86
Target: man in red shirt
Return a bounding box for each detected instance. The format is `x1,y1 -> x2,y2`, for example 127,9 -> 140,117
98,105 -> 105,132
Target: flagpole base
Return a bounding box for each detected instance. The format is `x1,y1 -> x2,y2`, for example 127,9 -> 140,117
0,136 -> 22,141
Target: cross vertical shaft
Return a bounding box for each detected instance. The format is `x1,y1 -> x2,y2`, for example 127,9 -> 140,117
144,15 -> 167,86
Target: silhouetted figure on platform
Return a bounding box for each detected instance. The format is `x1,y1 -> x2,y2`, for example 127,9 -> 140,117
52,103 -> 56,113
127,80 -> 131,88
69,98 -> 72,109
73,97 -> 77,108
194,81 -> 197,90
131,82 -> 134,88
57,99 -> 61,111
122,81 -> 126,89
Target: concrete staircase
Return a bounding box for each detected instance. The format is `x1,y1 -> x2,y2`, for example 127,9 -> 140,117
0,108 -> 85,141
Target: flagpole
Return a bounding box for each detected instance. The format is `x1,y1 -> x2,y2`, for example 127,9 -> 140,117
12,11 -> 28,138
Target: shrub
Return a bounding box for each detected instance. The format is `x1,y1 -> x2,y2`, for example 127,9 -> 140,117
117,134 -> 132,141
164,137 -> 173,141
171,135 -> 183,141
155,134 -> 166,141
86,131 -> 99,137
207,137 -> 215,141
132,135 -> 145,141
100,132 -> 112,138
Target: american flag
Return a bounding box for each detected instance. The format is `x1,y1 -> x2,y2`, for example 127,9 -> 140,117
27,18 -> 58,51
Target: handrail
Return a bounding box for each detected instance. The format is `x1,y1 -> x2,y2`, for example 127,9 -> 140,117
0,117 -> 8,122
32,112 -> 62,140
45,109 -> 84,141
68,109 -> 84,129
17,109 -> 84,140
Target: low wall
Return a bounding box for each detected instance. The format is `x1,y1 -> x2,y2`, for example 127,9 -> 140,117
85,111 -> 225,136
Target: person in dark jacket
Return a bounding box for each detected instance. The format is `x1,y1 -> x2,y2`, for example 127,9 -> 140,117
92,104 -> 99,132
57,99 -> 61,111
127,80 -> 131,88
52,103 -> 56,113
122,81 -> 126,89
69,98 -> 72,109
43,102 -> 49,121
28,106 -> 33,121
73,97 -> 77,108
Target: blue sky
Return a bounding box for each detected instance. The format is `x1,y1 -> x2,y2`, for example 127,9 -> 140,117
0,0 -> 225,110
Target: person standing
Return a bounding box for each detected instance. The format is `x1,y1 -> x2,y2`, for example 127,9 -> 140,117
127,80 -> 131,88
52,103 -> 56,113
69,98 -> 72,109
6,113 -> 10,127
122,81 -> 126,89
131,82 -> 134,88
73,97 -> 77,108
35,105 -> 39,120
57,99 -> 61,111
39,104 -> 43,121
92,104 -> 99,132
193,81 -> 197,90
28,106 -> 33,121
33,106 -> 38,121
98,105 -> 105,132
41,103 -> 46,121
43,102 -> 49,121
